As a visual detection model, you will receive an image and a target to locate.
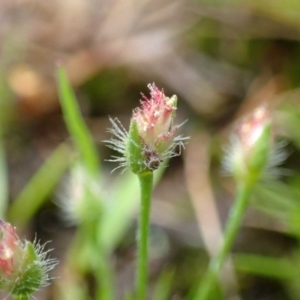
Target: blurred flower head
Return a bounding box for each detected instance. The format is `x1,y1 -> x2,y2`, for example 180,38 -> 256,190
0,220 -> 19,276
223,105 -> 286,185
0,220 -> 57,297
57,162 -> 103,224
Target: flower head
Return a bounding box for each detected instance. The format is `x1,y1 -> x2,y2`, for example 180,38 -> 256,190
0,220 -> 19,276
57,162 -> 103,224
0,220 -> 57,297
133,83 -> 177,152
223,105 -> 286,185
105,83 -> 187,173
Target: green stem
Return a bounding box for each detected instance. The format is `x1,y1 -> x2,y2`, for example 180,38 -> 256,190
90,226 -> 114,300
136,171 -> 154,300
12,295 -> 30,300
68,219 -> 114,300
195,182 -> 253,300
95,250 -> 114,300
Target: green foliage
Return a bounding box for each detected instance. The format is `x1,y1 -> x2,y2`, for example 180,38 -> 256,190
8,143 -> 71,227
152,268 -> 175,300
0,135 -> 8,218
55,66 -> 170,300
5,2 -> 300,297
56,66 -> 100,176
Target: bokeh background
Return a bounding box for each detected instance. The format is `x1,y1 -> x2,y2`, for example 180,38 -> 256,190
2,0 -> 300,299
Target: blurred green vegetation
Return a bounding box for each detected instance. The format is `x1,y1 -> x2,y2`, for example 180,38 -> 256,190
2,1 -> 300,299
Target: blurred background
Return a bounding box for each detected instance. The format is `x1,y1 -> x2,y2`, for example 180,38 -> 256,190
2,0 -> 300,299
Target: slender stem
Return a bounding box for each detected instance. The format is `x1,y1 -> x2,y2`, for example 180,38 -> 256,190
68,218 -> 114,300
12,295 -> 30,300
96,252 -> 114,300
195,182 -> 253,300
136,171 -> 154,300
88,220 -> 114,300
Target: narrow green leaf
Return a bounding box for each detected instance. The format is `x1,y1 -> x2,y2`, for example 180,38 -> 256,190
124,291 -> 134,300
56,65 -> 99,175
0,134 -> 8,218
99,160 -> 168,252
234,253 -> 300,280
8,143 -> 71,227
152,269 -> 174,300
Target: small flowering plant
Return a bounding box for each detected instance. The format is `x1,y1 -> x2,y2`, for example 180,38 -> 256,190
195,105 -> 287,300
105,83 -> 187,300
223,106 -> 273,185
0,219 -> 57,300
223,105 -> 287,186
105,83 -> 187,174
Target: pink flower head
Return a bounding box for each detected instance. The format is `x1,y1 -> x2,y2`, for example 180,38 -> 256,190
236,106 -> 272,160
0,220 -> 19,275
222,105 -> 286,184
105,83 -> 188,173
133,83 -> 177,153
0,219 -> 57,296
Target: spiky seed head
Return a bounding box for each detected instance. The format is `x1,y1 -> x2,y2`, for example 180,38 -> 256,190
224,106 -> 274,185
0,220 -> 57,297
104,83 -> 188,174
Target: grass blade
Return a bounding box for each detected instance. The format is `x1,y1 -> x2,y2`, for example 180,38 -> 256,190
56,65 -> 99,175
8,143 -> 71,227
